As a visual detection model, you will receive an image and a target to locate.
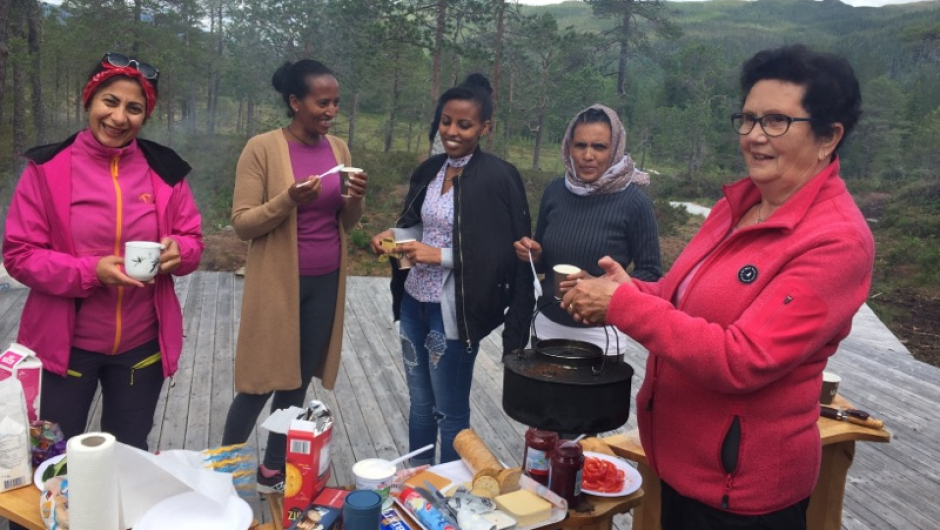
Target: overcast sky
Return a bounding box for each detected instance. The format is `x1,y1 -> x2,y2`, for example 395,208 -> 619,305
518,0 -> 923,8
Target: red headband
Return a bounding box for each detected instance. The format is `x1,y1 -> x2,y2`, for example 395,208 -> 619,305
82,66 -> 157,118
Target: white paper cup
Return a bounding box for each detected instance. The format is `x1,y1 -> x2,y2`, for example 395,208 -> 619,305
352,458 -> 396,508
395,239 -> 416,269
553,264 -> 581,299
340,167 -> 364,197
124,241 -> 163,282
820,371 -> 841,405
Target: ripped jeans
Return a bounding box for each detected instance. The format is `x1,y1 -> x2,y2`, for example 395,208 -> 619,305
400,292 -> 479,464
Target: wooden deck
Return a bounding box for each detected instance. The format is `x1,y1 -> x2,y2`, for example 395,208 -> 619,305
1,271 -> 939,529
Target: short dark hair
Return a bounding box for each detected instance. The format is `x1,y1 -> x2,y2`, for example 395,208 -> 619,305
740,44 -> 861,152
569,108 -> 612,140
271,60 -> 335,118
438,73 -> 494,123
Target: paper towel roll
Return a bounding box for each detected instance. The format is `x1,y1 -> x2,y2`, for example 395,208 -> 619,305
67,432 -> 121,530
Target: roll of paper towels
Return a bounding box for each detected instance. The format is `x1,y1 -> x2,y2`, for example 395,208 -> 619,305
67,432 -> 121,530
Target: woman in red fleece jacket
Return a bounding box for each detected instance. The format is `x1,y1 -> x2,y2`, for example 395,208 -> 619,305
563,45 -> 873,529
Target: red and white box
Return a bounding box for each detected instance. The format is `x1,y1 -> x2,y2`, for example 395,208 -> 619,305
0,343 -> 42,422
283,408 -> 333,528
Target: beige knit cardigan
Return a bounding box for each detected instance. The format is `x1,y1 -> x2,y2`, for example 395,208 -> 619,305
231,129 -> 352,393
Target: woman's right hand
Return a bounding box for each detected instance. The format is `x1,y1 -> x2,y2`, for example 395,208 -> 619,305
370,229 -> 395,256
288,176 -> 322,203
514,237 -> 542,263
96,256 -> 146,288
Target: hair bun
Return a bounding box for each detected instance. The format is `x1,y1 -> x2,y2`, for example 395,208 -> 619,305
271,61 -> 294,94
461,73 -> 492,95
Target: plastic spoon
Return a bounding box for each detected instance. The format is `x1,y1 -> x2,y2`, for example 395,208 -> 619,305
388,443 -> 435,467
527,247 -> 543,297
298,163 -> 344,187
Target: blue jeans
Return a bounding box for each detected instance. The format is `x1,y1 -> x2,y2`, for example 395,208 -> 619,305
399,292 -> 479,464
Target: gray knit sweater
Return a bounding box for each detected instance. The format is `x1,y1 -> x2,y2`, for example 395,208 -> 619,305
535,177 -> 662,326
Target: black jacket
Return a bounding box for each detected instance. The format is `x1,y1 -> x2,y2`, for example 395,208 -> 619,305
391,147 -> 534,353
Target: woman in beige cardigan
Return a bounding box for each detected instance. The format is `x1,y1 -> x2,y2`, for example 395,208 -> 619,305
221,59 -> 367,493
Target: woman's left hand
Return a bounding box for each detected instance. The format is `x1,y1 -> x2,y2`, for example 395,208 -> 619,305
395,240 -> 440,266
158,237 -> 181,274
346,171 -> 368,199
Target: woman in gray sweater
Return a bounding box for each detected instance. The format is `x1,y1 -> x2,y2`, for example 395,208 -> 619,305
514,104 -> 661,356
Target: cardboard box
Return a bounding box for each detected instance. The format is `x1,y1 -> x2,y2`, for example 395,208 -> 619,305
0,343 -> 42,422
283,416 -> 333,528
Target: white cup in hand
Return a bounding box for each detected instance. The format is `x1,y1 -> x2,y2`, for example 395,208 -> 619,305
124,241 -> 164,282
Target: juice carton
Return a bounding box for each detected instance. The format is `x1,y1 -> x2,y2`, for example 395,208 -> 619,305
0,343 -> 42,422
283,401 -> 333,528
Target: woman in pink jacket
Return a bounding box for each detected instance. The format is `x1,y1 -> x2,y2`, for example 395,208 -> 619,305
2,53 -> 203,450
563,45 -> 873,529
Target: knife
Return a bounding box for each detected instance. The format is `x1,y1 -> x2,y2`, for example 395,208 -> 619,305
419,482 -> 460,527
820,405 -> 884,429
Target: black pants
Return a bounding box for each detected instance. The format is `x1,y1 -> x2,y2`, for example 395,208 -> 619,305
660,480 -> 810,530
221,272 -> 338,469
40,338 -> 164,451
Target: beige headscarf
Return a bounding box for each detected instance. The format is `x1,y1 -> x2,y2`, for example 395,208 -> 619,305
562,104 -> 649,196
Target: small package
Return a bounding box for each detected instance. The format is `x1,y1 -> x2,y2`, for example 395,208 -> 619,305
283,400 -> 334,528
0,377 -> 32,492
286,501 -> 342,530
0,343 -> 42,422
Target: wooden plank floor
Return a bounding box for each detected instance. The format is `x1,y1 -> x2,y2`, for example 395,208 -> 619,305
2,272 -> 939,529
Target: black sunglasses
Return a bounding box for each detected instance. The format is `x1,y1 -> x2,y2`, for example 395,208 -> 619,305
103,52 -> 159,81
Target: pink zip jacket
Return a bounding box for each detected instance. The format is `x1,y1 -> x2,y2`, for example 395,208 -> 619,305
607,158 -> 874,514
3,130 -> 203,378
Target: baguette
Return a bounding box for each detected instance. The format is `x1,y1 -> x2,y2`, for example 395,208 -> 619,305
453,428 -> 503,473
579,436 -> 616,457
473,475 -> 501,498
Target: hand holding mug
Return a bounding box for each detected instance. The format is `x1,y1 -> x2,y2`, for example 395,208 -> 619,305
395,240 -> 439,266
158,237 -> 181,275
343,168 -> 368,199
96,255 -> 146,288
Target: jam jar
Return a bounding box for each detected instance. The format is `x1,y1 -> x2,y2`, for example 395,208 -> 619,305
523,428 -> 558,486
549,439 -> 584,504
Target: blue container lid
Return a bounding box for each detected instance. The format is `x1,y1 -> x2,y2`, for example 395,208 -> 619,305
345,490 -> 382,511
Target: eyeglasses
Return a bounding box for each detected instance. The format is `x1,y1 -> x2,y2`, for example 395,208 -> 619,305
731,112 -> 813,137
103,52 -> 159,81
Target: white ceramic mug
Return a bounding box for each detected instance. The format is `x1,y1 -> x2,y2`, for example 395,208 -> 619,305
124,241 -> 164,282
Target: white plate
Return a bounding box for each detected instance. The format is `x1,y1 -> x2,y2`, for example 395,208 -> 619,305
580,451 -> 642,498
134,491 -> 253,530
33,454 -> 66,490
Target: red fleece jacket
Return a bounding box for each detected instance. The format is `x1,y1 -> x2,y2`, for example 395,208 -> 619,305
607,159 -> 873,514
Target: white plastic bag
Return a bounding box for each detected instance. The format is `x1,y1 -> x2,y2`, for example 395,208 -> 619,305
0,376 -> 32,492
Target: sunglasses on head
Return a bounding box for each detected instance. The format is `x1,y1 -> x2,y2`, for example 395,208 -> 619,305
103,52 -> 159,80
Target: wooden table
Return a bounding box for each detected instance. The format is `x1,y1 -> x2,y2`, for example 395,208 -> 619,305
262,487 -> 644,530
0,484 -> 42,530
603,395 -> 891,530
4,465 -> 643,530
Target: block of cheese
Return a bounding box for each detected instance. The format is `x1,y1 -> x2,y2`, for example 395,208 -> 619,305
405,470 -> 452,491
494,490 -> 552,527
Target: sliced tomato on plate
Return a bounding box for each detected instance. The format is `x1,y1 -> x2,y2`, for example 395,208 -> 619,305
581,456 -> 625,493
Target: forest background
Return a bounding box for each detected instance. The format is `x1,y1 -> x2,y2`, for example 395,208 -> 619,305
0,0 -> 938,363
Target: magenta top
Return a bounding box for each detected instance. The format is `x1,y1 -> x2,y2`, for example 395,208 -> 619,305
70,130 -> 159,354
287,141 -> 343,276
